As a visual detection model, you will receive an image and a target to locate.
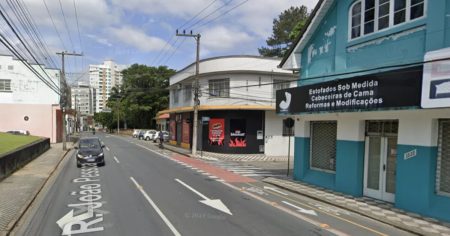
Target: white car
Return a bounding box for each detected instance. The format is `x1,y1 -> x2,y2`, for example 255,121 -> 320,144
153,131 -> 169,143
132,129 -> 141,138
143,130 -> 157,141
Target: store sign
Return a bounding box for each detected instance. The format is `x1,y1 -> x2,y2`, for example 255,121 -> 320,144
229,119 -> 246,147
276,67 -> 422,114
422,48 -> 450,108
208,118 -> 224,146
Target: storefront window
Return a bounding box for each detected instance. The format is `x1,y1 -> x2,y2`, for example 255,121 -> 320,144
310,121 -> 337,172
437,120 -> 450,196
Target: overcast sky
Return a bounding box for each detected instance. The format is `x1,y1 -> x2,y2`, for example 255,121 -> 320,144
3,0 -> 318,83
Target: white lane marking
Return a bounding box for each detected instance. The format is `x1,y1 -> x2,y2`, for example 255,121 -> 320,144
113,156 -> 120,164
282,201 -> 317,216
130,177 -> 181,236
106,147 -> 110,151
175,179 -> 232,215
263,186 -> 288,196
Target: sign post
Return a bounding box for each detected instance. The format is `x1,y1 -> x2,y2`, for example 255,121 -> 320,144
284,118 -> 295,177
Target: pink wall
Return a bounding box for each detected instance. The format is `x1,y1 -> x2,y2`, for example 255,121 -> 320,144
0,104 -> 59,143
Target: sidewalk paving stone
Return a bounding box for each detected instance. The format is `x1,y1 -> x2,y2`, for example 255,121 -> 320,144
0,143 -> 71,235
263,177 -> 450,236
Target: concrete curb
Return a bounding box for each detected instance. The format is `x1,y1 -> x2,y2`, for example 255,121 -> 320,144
6,146 -> 73,235
263,177 -> 442,236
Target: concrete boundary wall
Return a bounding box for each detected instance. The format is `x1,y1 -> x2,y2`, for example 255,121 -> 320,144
0,138 -> 50,181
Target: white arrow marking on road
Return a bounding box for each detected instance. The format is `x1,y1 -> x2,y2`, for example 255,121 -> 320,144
175,178 -> 232,215
263,186 -> 289,196
56,209 -> 92,229
282,201 -> 317,216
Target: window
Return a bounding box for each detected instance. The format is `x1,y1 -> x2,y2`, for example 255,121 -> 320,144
351,2 -> 362,38
437,120 -> 450,196
310,121 -> 337,172
173,89 -> 179,104
282,119 -> 295,136
184,84 -> 192,102
0,79 -> 11,92
273,80 -> 291,98
378,0 -> 390,30
209,79 -> 229,98
349,0 -> 425,40
410,0 -> 424,20
7,65 -> 13,70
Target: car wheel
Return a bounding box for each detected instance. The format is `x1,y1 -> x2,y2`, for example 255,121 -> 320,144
77,162 -> 81,168
145,137 -> 149,141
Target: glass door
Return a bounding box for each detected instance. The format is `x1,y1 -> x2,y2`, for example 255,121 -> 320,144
364,136 -> 397,202
383,137 -> 397,202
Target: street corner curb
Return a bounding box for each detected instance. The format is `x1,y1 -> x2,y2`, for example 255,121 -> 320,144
261,177 -> 440,236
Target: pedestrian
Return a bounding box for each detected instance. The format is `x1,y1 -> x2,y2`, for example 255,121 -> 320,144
158,130 -> 164,148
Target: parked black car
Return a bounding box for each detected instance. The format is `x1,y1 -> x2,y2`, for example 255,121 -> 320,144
75,137 -> 105,168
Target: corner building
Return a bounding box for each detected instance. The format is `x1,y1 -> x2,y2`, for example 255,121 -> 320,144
279,0 -> 450,222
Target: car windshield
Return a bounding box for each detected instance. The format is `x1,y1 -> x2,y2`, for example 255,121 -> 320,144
79,139 -> 100,149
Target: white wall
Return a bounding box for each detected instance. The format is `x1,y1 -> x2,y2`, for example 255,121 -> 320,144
170,56 -> 289,86
293,109 -> 450,146
0,55 -> 60,104
170,73 -> 295,109
264,111 -> 295,156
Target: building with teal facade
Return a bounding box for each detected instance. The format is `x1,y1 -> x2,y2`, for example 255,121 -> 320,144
278,0 -> 450,222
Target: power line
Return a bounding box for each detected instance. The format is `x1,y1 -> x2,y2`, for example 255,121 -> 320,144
185,0 -> 234,30
161,37 -> 187,65
42,0 -> 66,50
0,4 -> 59,89
178,0 -> 219,30
72,0 -> 84,73
9,0 -> 59,68
195,0 -> 249,30
58,0 -> 74,50
153,0 -> 226,67
152,37 -> 179,66
0,32 -> 60,94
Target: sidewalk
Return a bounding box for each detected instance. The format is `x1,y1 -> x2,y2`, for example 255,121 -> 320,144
0,143 -> 72,236
163,143 -> 293,162
162,142 -> 450,235
263,177 -> 450,236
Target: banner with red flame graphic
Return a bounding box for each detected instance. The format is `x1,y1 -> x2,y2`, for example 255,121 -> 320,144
208,118 -> 225,146
229,119 -> 246,147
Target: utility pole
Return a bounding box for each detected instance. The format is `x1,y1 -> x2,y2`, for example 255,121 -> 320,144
176,30 -> 201,156
117,97 -> 120,135
57,51 -> 83,150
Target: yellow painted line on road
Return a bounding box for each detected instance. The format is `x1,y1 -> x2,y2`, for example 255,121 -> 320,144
245,183 -> 388,236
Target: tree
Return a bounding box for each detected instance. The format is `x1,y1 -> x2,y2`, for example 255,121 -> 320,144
106,64 -> 176,129
258,6 -> 309,57
93,112 -> 114,131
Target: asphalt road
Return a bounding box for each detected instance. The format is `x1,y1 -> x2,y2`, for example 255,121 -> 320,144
22,132 -> 413,236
